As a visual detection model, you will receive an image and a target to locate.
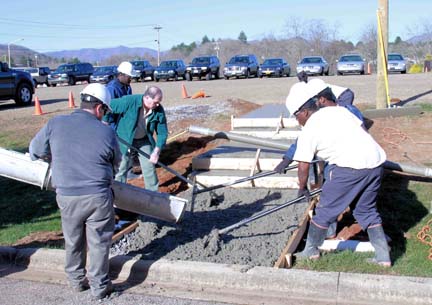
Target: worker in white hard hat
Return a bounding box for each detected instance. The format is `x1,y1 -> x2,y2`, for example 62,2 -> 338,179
285,82 -> 391,267
29,83 -> 121,300
298,73 -> 355,106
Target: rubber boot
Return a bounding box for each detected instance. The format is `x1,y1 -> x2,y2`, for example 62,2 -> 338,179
367,225 -> 391,267
326,222 -> 337,239
296,222 -> 328,260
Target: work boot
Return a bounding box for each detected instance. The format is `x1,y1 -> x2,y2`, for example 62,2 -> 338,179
295,222 -> 327,260
366,225 -> 391,267
326,222 -> 337,239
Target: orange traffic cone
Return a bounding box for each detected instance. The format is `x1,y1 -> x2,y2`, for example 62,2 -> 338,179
68,91 -> 76,108
181,84 -> 190,99
191,89 -> 205,99
33,96 -> 44,116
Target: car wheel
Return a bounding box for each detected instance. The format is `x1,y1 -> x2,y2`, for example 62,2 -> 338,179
337,71 -> 343,76
68,76 -> 76,86
401,70 -> 406,74
245,70 -> 250,78
205,72 -> 211,81
320,69 -> 324,76
186,73 -> 192,81
360,70 -> 365,75
224,76 -> 229,80
325,69 -> 329,76
15,83 -> 33,106
215,68 -> 220,79
174,73 -> 178,81
155,77 -> 160,82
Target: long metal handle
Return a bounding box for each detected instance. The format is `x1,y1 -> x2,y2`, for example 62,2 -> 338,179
218,188 -> 322,235
194,164 -> 298,195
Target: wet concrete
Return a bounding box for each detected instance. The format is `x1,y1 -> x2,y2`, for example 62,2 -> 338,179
111,188 -> 306,267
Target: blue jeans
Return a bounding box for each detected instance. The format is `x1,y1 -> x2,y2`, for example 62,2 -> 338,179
115,138 -> 159,192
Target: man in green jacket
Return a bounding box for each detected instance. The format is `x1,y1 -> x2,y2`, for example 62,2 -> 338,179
108,86 -> 168,192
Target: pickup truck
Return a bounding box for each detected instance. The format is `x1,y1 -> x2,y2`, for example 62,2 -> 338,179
0,61 -> 35,106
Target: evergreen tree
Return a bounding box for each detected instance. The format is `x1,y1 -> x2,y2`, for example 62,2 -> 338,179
238,31 -> 247,44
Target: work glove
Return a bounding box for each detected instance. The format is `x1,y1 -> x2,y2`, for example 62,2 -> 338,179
149,147 -> 161,164
297,187 -> 311,202
274,158 -> 293,174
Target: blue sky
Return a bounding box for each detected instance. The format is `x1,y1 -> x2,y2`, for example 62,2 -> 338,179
2,0 -> 430,53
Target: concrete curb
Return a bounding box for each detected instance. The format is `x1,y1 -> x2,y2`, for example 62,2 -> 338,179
1,246 -> 431,304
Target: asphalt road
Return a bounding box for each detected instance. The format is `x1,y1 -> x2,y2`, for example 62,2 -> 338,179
1,72 -> 431,113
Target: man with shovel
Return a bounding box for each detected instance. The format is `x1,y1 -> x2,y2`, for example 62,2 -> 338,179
285,82 -> 391,267
107,86 -> 168,191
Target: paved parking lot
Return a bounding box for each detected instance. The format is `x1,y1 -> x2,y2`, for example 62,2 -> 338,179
1,73 -> 431,114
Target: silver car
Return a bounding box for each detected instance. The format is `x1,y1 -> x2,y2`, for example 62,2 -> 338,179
388,53 -> 407,74
336,54 -> 365,75
296,56 -> 329,76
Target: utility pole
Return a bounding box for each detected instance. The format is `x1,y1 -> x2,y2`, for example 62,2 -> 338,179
376,0 -> 389,109
214,41 -> 220,58
7,38 -> 24,67
154,25 -> 162,66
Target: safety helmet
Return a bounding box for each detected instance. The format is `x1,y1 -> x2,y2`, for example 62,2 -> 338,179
285,82 -> 315,116
117,61 -> 135,77
307,78 -> 328,97
80,83 -> 112,110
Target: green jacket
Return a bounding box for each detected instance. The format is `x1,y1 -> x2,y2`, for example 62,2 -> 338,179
108,94 -> 168,155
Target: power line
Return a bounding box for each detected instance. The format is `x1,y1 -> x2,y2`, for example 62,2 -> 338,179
0,17 -> 157,29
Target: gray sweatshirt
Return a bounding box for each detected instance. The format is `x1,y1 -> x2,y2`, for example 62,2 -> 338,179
30,109 -> 121,196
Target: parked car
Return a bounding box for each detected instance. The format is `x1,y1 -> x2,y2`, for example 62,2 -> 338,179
296,56 -> 329,76
336,54 -> 366,75
90,65 -> 118,83
48,63 -> 94,86
223,54 -> 259,79
185,55 -> 220,81
130,60 -> 155,81
387,53 -> 407,74
14,66 -> 50,86
153,59 -> 186,82
0,61 -> 34,106
258,58 -> 290,78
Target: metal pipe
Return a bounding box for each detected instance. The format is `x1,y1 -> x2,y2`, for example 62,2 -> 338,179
188,125 -> 432,178
0,147 -> 187,223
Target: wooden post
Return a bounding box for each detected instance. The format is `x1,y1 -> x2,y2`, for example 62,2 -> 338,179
376,0 -> 389,109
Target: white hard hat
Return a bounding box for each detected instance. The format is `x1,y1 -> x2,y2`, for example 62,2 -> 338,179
285,82 -> 315,116
307,78 -> 328,97
80,83 -> 112,110
117,61 -> 135,77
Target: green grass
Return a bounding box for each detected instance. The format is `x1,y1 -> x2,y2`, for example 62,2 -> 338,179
295,173 -> 432,277
0,176 -> 61,245
419,103 -> 432,112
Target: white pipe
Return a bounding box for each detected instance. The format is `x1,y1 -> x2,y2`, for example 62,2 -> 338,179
188,125 -> 432,178
0,147 -> 187,223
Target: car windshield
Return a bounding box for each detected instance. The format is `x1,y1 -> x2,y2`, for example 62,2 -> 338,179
301,57 -> 323,64
192,57 -> 210,65
160,61 -> 177,68
339,55 -> 363,62
55,65 -> 74,73
94,66 -> 115,73
388,54 -> 404,61
263,59 -> 282,65
131,61 -> 147,68
229,56 -> 249,64
15,68 -> 38,73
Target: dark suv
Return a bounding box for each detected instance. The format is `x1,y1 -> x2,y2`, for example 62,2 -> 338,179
185,55 -> 220,81
223,54 -> 259,79
153,60 -> 186,82
130,60 -> 155,81
48,63 -> 94,86
0,61 -> 34,106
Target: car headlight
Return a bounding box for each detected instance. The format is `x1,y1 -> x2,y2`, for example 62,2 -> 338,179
276,67 -> 281,70
61,73 -> 67,77
241,67 -> 247,71
202,67 -> 207,70
154,71 -> 159,74
186,67 -> 191,71
168,69 -> 174,73
223,67 -> 228,71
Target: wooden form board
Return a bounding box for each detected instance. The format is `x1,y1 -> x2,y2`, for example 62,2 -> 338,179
274,197 -> 319,269
231,117 -> 299,128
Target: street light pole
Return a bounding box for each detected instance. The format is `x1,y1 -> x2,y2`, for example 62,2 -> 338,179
8,38 -> 24,67
153,25 -> 162,66
35,55 -> 38,67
